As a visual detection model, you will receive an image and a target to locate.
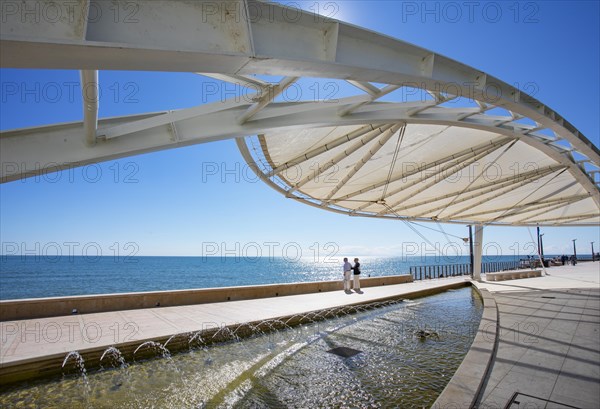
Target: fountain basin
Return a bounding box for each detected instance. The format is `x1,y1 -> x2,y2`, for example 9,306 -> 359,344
0,279 -> 465,386
1,285 -> 484,408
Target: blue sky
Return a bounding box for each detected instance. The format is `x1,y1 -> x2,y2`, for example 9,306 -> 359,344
1,1 -> 598,260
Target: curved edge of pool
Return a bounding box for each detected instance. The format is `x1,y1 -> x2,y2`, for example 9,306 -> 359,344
432,282 -> 499,409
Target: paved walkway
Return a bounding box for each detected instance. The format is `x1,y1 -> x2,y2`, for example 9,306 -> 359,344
475,262 -> 600,409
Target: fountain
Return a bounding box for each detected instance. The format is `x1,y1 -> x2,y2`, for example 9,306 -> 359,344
188,331 -> 205,347
163,334 -> 178,349
133,341 -> 172,359
211,326 -> 241,343
1,287 -> 483,408
61,351 -> 88,378
99,346 -> 128,369
61,351 -> 90,401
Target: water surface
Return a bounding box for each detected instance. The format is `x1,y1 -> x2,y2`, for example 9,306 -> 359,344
0,287 -> 483,408
0,255 -> 521,299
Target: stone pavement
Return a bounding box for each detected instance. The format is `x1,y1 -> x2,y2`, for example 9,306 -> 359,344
474,262 -> 600,409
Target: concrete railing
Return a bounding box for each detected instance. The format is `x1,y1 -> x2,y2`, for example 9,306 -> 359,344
0,274 -> 413,321
486,269 -> 542,282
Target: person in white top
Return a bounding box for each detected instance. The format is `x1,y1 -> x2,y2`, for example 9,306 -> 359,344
343,258 -> 352,292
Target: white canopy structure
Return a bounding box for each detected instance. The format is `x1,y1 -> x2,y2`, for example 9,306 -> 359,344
1,0 -> 599,233
240,121 -> 599,227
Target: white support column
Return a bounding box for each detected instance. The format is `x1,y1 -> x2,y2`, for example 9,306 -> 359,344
473,224 -> 484,281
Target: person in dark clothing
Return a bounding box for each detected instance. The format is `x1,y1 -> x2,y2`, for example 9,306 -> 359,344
561,255 -> 567,265
352,258 -> 361,291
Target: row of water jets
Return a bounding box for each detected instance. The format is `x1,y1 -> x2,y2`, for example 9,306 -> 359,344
61,299 -> 408,389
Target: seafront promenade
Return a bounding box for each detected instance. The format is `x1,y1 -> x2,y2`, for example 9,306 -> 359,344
435,262 -> 600,408
2,263 -> 599,408
475,263 -> 600,408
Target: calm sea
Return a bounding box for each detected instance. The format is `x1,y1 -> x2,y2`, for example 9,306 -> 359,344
0,254 -> 537,300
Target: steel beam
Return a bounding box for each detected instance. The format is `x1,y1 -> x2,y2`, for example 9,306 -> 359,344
2,100 -> 596,208
1,1 -> 597,164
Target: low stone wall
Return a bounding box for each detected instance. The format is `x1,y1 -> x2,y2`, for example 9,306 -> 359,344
486,269 -> 541,281
0,274 -> 413,321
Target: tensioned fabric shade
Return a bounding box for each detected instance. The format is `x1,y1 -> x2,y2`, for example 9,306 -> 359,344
241,121 -> 599,226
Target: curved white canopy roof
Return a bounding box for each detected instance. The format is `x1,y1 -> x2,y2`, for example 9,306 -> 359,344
240,119 -> 599,226
1,0 -> 598,226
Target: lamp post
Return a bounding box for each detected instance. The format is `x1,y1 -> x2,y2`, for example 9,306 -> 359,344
592,242 -> 596,261
572,239 -> 577,258
537,226 -> 545,265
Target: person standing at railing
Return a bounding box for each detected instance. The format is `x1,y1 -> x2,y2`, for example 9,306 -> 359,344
352,258 -> 362,292
343,258 -> 352,292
